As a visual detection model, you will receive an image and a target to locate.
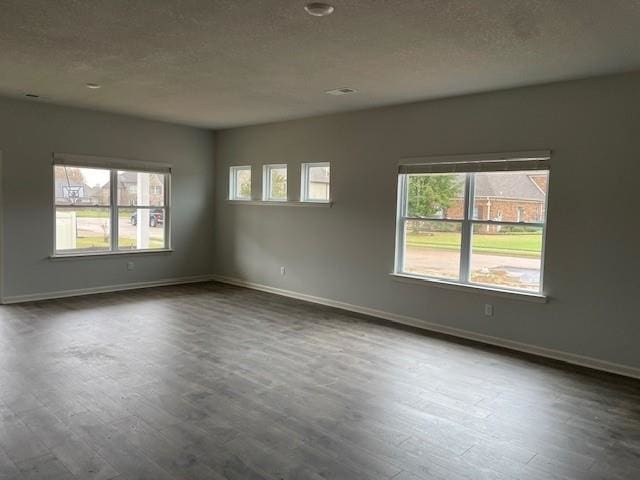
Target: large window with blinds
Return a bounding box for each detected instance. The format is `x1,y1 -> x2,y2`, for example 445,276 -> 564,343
54,155 -> 171,255
394,152 -> 550,294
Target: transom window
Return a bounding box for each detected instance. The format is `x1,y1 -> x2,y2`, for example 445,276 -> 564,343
263,164 -> 287,201
229,166 -> 252,200
301,162 -> 330,202
54,161 -> 170,255
395,154 -> 550,293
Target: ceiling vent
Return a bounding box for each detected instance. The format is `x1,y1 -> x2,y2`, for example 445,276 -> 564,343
325,87 -> 357,96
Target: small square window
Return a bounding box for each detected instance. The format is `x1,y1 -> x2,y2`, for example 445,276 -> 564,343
229,166 -> 252,200
263,164 -> 287,201
301,163 -> 330,202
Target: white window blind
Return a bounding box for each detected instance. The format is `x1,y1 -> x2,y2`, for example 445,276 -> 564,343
398,150 -> 551,175
54,153 -> 171,174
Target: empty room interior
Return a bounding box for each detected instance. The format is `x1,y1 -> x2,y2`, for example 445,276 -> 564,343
1,1 -> 639,479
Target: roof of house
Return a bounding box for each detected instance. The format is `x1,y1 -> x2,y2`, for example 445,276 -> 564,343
54,178 -> 85,188
54,178 -> 98,195
54,179 -> 102,204
117,171 -> 137,183
453,173 -> 545,201
475,173 -> 545,201
309,167 -> 330,183
99,171 -> 163,188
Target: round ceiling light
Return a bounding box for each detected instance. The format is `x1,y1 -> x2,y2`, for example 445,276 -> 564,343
304,2 -> 334,17
86,83 -> 101,89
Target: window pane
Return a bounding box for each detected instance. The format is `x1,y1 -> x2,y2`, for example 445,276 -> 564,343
118,208 -> 166,250
470,224 -> 543,292
55,208 -> 111,252
267,166 -> 287,200
403,220 -> 461,280
231,167 -> 251,200
117,171 -> 165,207
406,173 -> 466,219
305,164 -> 330,201
472,171 -> 548,223
54,166 -> 110,206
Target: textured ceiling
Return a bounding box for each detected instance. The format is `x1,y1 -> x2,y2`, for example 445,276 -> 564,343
1,0 -> 639,128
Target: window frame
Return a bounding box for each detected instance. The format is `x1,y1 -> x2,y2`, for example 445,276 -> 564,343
53,164 -> 171,257
300,162 -> 331,203
394,168 -> 549,295
228,165 -> 252,201
262,164 -> 288,202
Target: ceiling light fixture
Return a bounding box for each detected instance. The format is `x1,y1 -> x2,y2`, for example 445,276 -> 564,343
325,87 -> 357,96
86,83 -> 101,89
304,2 -> 334,17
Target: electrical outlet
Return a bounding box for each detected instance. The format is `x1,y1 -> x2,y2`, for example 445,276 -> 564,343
280,266 -> 286,276
484,304 -> 493,316
127,261 -> 135,271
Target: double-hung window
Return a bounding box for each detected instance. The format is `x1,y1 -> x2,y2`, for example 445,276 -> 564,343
394,152 -> 550,294
54,156 -> 170,255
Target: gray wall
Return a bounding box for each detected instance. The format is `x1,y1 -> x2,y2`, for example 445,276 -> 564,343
214,72 -> 640,370
0,97 -> 215,300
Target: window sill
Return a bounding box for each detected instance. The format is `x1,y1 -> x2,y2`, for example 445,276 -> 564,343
389,273 -> 548,303
226,200 -> 333,207
50,249 -> 173,260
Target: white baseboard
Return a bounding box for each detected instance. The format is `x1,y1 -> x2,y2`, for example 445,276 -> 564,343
1,274 -> 215,304
210,274 -> 640,380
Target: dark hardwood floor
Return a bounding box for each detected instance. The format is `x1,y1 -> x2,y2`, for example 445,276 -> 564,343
0,282 -> 638,480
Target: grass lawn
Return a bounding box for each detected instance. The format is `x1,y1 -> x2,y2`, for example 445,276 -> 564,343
75,236 -> 164,249
74,209 -> 132,218
406,232 -> 542,257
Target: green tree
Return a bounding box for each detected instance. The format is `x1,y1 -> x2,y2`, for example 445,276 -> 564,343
271,172 -> 287,199
55,166 -> 84,183
238,171 -> 252,198
239,182 -> 251,197
408,174 -> 459,217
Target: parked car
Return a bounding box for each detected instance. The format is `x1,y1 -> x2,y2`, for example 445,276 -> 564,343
130,208 -> 164,227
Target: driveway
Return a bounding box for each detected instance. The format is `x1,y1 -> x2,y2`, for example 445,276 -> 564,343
405,245 -> 540,289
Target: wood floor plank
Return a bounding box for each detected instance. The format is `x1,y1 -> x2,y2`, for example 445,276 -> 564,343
0,446 -> 21,480
0,417 -> 49,465
15,453 -> 75,480
50,436 -> 119,480
0,281 -> 638,479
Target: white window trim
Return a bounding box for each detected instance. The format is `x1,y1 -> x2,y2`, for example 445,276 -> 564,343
388,272 -> 547,303
52,164 -> 171,257
225,199 -> 332,207
229,165 -> 252,201
262,164 -> 288,202
394,162 -> 550,297
300,162 -> 331,203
